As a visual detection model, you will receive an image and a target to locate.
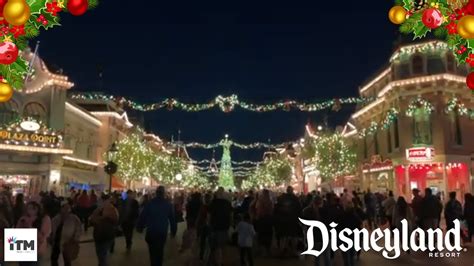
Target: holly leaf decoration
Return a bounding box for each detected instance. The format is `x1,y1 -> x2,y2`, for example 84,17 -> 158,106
413,21 -> 430,39
403,0 -> 413,10
467,39 -> 474,51
447,34 -> 462,47
433,27 -> 448,38
26,0 -> 48,15
30,12 -> 61,30
0,57 -> 29,90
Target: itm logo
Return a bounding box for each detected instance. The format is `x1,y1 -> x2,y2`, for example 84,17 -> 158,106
8,236 -> 35,251
4,228 -> 38,261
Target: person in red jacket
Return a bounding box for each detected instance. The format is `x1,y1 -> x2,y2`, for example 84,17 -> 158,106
77,190 -> 91,232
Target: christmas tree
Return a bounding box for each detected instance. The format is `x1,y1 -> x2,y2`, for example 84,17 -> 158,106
218,136 -> 235,190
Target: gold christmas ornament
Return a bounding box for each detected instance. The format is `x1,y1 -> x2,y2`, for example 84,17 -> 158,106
457,15 -> 474,39
0,80 -> 13,102
3,0 -> 31,26
388,6 -> 407,25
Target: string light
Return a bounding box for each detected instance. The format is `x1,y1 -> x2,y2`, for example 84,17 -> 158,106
445,97 -> 468,116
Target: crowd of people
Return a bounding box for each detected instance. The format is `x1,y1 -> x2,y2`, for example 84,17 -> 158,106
0,185 -> 472,266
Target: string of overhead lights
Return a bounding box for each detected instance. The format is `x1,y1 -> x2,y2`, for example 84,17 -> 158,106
71,93 -> 371,112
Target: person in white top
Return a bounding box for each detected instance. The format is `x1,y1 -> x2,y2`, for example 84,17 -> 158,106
236,213 -> 256,266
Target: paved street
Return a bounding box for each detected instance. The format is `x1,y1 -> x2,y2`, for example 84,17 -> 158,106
34,224 -> 474,266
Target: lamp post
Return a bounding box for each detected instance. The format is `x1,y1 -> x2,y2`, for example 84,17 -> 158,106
104,142 -> 118,193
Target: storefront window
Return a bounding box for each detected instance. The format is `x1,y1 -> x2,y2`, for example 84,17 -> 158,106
0,101 -> 19,124
452,113 -> 462,145
387,129 -> 392,153
374,134 -> 379,155
393,117 -> 400,149
412,108 -> 432,145
23,102 -> 47,122
363,137 -> 368,159
412,54 -> 424,75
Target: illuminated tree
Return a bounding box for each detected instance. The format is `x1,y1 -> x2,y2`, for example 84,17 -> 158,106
313,133 -> 357,182
219,138 -> 235,190
111,133 -> 155,181
242,157 -> 292,190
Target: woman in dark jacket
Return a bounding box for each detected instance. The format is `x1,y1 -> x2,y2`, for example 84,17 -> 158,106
464,193 -> 474,242
13,193 -> 25,225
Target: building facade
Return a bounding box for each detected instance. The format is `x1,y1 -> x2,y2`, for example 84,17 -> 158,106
347,40 -> 474,202
0,51 -> 73,196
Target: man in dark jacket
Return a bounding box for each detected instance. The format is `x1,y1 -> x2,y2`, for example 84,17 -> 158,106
302,196 -> 331,266
121,190 -> 140,252
208,187 -> 232,266
444,191 -> 462,243
420,188 -> 443,230
137,186 -> 177,266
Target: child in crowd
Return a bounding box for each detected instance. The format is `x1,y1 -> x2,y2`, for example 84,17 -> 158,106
236,213 -> 256,266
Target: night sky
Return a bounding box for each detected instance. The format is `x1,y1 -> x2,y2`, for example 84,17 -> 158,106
38,0 -> 400,162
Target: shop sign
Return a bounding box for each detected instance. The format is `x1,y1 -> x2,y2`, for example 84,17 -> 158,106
406,147 -> 435,162
0,118 -> 62,148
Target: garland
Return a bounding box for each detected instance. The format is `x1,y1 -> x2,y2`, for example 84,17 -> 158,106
405,97 -> 435,117
358,108 -> 400,138
0,0 -> 99,91
181,139 -> 288,150
445,97 -> 469,115
71,93 -> 371,113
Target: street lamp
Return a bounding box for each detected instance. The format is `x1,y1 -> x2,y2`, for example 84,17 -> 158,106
104,142 -> 118,193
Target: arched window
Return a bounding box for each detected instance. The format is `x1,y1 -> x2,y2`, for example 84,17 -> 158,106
412,54 -> 424,75
0,100 -> 19,124
23,102 -> 47,122
446,53 -> 455,72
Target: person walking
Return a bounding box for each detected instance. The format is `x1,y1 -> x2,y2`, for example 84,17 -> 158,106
302,196 -> 331,266
255,189 -> 274,257
420,188 -> 443,230
50,200 -> 82,266
410,188 -> 423,228
208,187 -> 232,266
90,195 -> 119,266
445,191 -> 462,244
196,193 -> 212,261
77,190 -> 91,232
363,190 -> 376,230
17,201 -> 52,266
464,193 -> 474,242
13,193 -> 25,225
382,191 -> 396,229
121,190 -> 140,252
340,202 -> 362,266
137,186 -> 177,266
236,213 -> 256,266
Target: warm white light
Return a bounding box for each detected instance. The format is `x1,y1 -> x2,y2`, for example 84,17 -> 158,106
175,173 -> 183,181
63,156 -> 99,166
0,144 -> 73,154
20,121 -> 40,131
317,125 -> 323,131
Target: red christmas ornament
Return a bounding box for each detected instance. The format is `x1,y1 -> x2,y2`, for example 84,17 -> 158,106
0,0 -> 7,15
422,8 -> 443,29
67,0 -> 88,16
0,42 -> 18,64
465,1 -> 474,15
467,72 -> 474,90
283,101 -> 291,111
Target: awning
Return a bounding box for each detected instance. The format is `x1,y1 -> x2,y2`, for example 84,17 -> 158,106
112,176 -> 126,189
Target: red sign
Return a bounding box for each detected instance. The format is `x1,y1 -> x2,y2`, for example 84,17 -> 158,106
406,147 -> 435,161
